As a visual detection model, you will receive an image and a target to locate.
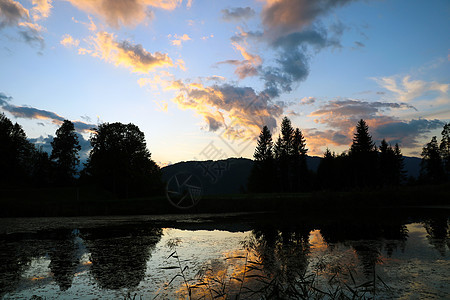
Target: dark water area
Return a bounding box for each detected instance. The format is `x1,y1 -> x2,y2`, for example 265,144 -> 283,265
0,209 -> 449,299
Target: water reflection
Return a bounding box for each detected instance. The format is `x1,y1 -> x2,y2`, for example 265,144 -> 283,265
423,216 -> 450,256
0,212 -> 448,299
82,225 -> 162,290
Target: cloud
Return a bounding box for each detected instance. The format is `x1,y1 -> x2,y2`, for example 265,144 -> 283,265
29,133 -> 92,162
304,128 -> 351,154
169,80 -> 283,139
169,33 -> 191,46
374,75 -> 449,103
31,0 -> 52,21
0,93 -> 96,133
60,34 -> 79,48
0,0 -> 29,28
217,42 -> 262,79
353,41 -> 365,48
221,7 -> 255,22
225,1 -> 350,98
300,96 -> 315,105
66,0 -> 182,28
84,31 -> 175,73
307,98 -> 419,150
261,0 -> 354,38
0,0 -> 45,48
374,119 -> 444,148
260,26 -> 342,97
0,92 -> 12,105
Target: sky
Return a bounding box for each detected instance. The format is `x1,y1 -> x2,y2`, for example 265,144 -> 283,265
0,0 -> 449,166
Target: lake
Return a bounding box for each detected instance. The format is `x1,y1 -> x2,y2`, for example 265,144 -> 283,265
0,209 -> 449,299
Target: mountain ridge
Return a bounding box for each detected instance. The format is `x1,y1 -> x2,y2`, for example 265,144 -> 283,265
162,156 -> 421,195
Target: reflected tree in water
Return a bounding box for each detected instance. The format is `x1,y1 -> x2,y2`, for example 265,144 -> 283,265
245,223 -> 313,296
0,232 -> 49,297
423,217 -> 450,256
83,225 -> 162,290
47,229 -> 80,291
320,220 -> 409,278
0,239 -> 31,297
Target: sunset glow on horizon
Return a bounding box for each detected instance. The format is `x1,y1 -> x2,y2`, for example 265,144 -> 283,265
1,0 -> 449,166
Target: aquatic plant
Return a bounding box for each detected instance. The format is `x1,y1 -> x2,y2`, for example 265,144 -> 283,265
151,237 -> 393,300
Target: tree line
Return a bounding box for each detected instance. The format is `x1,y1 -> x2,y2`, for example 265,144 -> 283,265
0,113 -> 162,197
248,116 -> 450,192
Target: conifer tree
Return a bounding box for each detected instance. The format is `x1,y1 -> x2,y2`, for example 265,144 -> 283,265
349,119 -> 378,187
292,128 -> 308,191
393,143 -> 405,185
254,126 -> 273,161
249,126 -> 275,192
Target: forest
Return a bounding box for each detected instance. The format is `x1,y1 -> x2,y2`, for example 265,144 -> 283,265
248,117 -> 450,193
1,112 -> 449,214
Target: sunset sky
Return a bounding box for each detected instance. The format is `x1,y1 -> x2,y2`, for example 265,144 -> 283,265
1,0 -> 449,166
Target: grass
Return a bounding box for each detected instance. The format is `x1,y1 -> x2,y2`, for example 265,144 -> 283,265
151,238 -> 393,300
1,183 -> 449,217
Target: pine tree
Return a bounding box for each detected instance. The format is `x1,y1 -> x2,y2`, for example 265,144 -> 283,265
349,119 -> 378,188
393,143 -> 406,185
249,126 -> 274,193
273,135 -> 283,160
51,120 -> 81,184
350,119 -> 376,154
280,116 -> 294,157
292,128 -> 308,191
254,126 -> 273,161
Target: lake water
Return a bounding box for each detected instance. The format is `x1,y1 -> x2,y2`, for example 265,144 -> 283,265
0,209 -> 449,299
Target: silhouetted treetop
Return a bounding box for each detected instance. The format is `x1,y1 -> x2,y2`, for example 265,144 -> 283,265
0,113 -> 35,186
51,120 -> 81,183
440,123 -> 450,177
350,119 -> 376,154
421,136 -> 445,183
254,125 -> 273,162
86,122 -> 161,197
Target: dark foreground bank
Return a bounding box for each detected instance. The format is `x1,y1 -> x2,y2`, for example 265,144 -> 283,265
1,183 -> 449,217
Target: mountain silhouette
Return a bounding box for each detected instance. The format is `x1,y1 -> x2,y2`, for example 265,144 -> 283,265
162,156 -> 421,195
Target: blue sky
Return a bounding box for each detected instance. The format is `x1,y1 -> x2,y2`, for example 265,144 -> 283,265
1,0 -> 449,165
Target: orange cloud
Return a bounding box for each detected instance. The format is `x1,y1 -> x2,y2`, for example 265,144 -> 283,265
60,34 -> 79,48
170,80 -> 282,140
31,0 -> 52,21
169,33 -> 192,46
66,0 -> 182,28
86,31 -> 174,73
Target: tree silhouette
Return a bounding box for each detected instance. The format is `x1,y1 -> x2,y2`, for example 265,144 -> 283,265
0,113 -> 35,187
248,126 -> 275,192
51,120 -> 81,184
393,143 -> 406,185
317,148 -> 336,190
278,117 -> 294,191
440,123 -> 450,178
379,139 -> 396,187
420,136 -> 445,183
85,122 -> 162,197
292,128 -> 308,191
349,119 -> 378,188
83,225 -> 162,290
